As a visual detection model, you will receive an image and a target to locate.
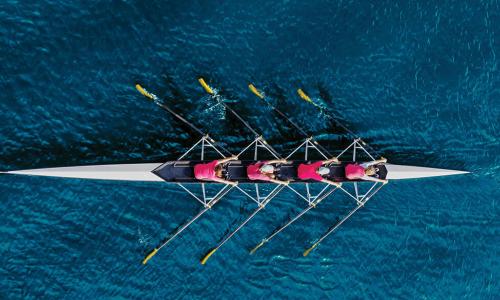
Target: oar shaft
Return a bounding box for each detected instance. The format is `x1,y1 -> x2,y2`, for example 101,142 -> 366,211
157,102 -> 205,137
263,186 -> 338,243
267,205 -> 314,241
296,88 -> 381,156
314,184 -> 383,245
218,206 -> 264,249
136,84 -> 232,156
157,206 -> 210,251
143,185 -> 234,264
198,78 -> 282,158
202,185 -> 285,263
248,84 -> 333,157
217,100 -> 260,137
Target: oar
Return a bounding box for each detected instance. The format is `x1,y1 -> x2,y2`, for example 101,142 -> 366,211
136,83 -> 232,156
201,206 -> 263,265
142,184 -> 235,264
137,84 -> 204,137
303,183 -> 385,257
249,185 -> 338,254
143,207 -> 210,264
200,184 -> 285,264
198,78 -> 282,158
198,78 -> 260,136
247,83 -> 333,157
136,84 -> 238,264
296,88 -> 380,155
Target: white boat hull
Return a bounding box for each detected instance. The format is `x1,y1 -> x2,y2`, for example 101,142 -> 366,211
1,163 -> 468,181
384,164 -> 469,180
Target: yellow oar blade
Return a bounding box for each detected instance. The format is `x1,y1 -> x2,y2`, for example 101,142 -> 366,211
303,243 -> 318,257
248,84 -> 264,99
297,88 -> 312,103
200,248 -> 218,265
135,84 -> 155,100
198,78 -> 214,95
142,248 -> 159,265
249,240 -> 266,255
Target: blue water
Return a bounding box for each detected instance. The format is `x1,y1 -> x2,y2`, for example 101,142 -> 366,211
1,0 -> 499,298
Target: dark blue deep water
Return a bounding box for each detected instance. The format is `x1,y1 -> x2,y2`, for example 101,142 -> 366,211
1,0 -> 499,299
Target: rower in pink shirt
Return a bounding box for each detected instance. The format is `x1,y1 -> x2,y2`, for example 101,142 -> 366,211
297,157 -> 341,187
194,155 -> 239,185
345,157 -> 388,184
247,159 -> 290,185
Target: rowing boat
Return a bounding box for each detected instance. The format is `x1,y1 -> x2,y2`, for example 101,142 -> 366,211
0,79 -> 469,265
0,161 -> 468,181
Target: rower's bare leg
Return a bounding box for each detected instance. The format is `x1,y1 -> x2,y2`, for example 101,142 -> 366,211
266,159 -> 288,164
360,176 -> 388,184
212,177 -> 238,186
269,178 -> 290,185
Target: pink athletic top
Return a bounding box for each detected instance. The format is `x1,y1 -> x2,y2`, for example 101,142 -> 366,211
247,161 -> 271,181
345,164 -> 365,180
194,160 -> 219,180
298,161 -> 323,181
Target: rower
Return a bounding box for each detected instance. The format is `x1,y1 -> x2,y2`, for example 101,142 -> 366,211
247,159 -> 290,185
297,158 -> 342,186
345,157 -> 388,184
194,156 -> 239,185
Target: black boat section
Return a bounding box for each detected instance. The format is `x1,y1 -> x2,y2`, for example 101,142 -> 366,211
152,160 -> 388,183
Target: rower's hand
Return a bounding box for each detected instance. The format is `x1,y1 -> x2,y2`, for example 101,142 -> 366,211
278,159 -> 288,163
230,181 -> 238,186
283,181 -> 291,186
231,155 -> 239,160
334,182 -> 342,188
382,179 -> 389,185
380,157 -> 387,163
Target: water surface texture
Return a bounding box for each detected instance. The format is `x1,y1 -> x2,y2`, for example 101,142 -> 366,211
1,0 -> 499,299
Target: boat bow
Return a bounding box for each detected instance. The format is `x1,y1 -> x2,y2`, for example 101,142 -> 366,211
385,164 -> 469,180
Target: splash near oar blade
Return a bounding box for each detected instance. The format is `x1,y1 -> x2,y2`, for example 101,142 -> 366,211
142,248 -> 159,265
297,88 -> 312,103
200,248 -> 218,265
303,243 -> 318,257
248,84 -> 264,99
136,84 -> 155,100
198,78 -> 214,95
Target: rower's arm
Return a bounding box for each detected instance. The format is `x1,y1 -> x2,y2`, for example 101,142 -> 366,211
217,156 -> 238,165
361,158 -> 387,168
323,158 -> 340,165
321,179 -> 342,187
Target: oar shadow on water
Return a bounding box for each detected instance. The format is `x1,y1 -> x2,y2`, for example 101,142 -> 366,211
0,132 -> 197,171
162,74 -> 258,150
246,188 -> 355,255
